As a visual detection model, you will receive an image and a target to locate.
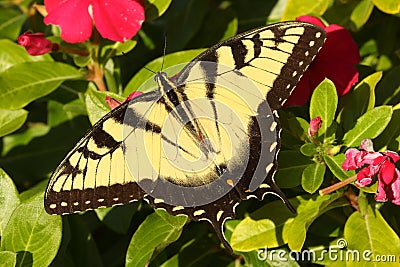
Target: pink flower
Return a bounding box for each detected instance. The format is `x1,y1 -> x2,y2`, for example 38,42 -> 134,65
342,139 -> 400,205
285,16 -> 360,107
44,0 -> 145,43
308,116 -> 322,137
106,91 -> 142,110
17,32 -> 58,55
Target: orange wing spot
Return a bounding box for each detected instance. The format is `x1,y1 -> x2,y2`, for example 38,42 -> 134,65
226,179 -> 234,186
244,189 -> 250,193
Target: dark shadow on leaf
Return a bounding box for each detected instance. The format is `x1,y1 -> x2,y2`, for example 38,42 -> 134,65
16,251 -> 33,267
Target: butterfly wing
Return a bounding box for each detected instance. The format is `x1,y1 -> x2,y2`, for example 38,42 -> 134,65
45,21 -> 326,253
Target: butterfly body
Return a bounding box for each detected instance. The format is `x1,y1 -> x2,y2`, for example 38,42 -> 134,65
45,21 -> 326,253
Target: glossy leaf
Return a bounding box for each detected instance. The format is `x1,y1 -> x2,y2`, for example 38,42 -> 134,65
0,251 -> 17,267
124,49 -> 205,96
126,209 -> 187,267
375,105 -> 400,151
0,8 -> 27,40
338,72 -> 382,132
372,0 -> 400,14
301,163 -> 326,194
350,0 -> 374,31
282,0 -> 329,20
0,169 -> 20,236
2,123 -> 50,156
344,206 -> 400,266
310,79 -> 338,136
144,0 -> 173,20
85,85 -> 125,124
0,109 -> 28,137
324,154 -> 355,181
0,62 -> 82,109
275,151 -> 314,188
300,143 -> 317,157
0,40 -> 52,73
284,193 -> 348,251
231,200 -> 296,251
1,183 -> 62,267
342,106 -> 392,147
376,65 -> 400,106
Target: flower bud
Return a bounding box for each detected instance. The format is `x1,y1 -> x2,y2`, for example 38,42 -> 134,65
17,32 -> 57,56
308,116 -> 322,137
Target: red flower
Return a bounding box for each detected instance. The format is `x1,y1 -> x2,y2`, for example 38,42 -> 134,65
106,91 -> 142,110
284,16 -> 360,107
308,116 -> 322,137
44,0 -> 145,43
17,32 -> 58,56
342,139 -> 400,205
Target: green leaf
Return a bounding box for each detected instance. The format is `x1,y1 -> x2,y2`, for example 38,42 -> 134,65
47,99 -> 87,128
282,0 -> 329,20
85,86 -> 123,124
342,106 -> 392,148
231,200 -> 296,251
310,79 -> 338,137
275,151 -> 314,188
0,8 -> 27,40
144,0 -> 173,20
338,72 -> 382,132
372,0 -> 400,14
301,163 -> 326,194
0,116 -> 89,186
324,154 -> 355,181
375,105 -> 400,151
0,109 -> 28,137
0,251 -> 17,267
288,116 -> 310,141
2,123 -> 50,156
300,143 -> 317,157
0,169 -> 20,236
1,183 -> 62,267
376,65 -> 400,106
126,210 -> 187,267
0,40 -> 53,73
350,0 -> 374,31
95,203 -> 139,234
344,206 -> 400,266
284,193 -> 348,251
242,246 -> 300,267
0,62 -> 82,109
187,3 -> 238,48
124,49 -> 205,96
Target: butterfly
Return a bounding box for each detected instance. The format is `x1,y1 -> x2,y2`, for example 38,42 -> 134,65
45,21 -> 326,253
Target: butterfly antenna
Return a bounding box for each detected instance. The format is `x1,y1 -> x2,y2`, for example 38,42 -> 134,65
143,66 -> 157,75
161,34 -> 167,71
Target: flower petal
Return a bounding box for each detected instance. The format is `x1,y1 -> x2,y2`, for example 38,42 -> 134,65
44,0 -> 92,43
375,180 -> 388,202
355,168 -> 373,187
310,59 -> 358,96
342,148 -> 364,170
296,16 -> 326,28
383,151 -> 400,163
360,138 -> 374,152
388,169 -> 400,205
378,160 -> 396,185
318,24 -> 361,64
92,0 -> 145,42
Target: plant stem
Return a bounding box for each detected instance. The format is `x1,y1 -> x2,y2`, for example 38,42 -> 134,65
319,175 -> 357,196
